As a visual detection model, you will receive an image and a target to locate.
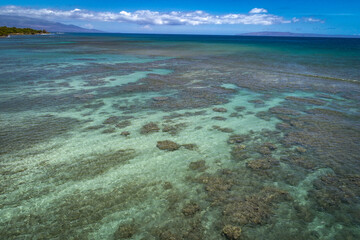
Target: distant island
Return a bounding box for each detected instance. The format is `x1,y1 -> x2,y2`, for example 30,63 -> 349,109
238,31 -> 360,38
0,26 -> 48,37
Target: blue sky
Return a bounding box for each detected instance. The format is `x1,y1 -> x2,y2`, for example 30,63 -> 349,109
0,0 -> 359,35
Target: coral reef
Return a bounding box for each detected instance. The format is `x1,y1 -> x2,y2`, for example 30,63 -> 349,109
141,122 -> 160,134
116,120 -> 131,129
157,140 -> 180,151
162,123 -> 187,136
212,116 -> 227,121
222,225 -> 242,240
113,224 -> 137,239
222,187 -> 289,225
121,131 -> 130,136
212,125 -> 234,133
227,135 -> 247,144
189,160 -> 207,172
213,107 -> 228,113
103,116 -> 120,124
285,96 -> 326,106
246,158 -> 279,170
230,145 -> 248,161
182,202 -> 201,216
182,143 -> 198,151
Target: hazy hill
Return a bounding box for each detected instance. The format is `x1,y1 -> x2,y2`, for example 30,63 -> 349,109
0,15 -> 103,33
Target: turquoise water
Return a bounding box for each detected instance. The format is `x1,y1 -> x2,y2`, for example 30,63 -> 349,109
0,33 -> 360,239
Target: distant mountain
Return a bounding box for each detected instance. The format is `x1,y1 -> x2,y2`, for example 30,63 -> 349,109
238,31 -> 359,38
0,15 -> 103,33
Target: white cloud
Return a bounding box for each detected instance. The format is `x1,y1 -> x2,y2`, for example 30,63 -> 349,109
303,17 -> 325,23
83,23 -> 94,29
249,8 -> 268,14
141,25 -> 152,30
0,5 -> 323,26
292,17 -> 300,23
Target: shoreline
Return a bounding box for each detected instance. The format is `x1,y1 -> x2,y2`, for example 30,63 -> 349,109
0,33 -> 52,38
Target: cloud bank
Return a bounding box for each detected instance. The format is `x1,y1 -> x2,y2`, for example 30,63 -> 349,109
0,5 -> 323,26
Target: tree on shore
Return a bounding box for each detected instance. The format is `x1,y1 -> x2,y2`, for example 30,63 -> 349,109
0,26 -> 48,36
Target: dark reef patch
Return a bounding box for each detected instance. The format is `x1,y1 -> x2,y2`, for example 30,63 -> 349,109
285,96 -> 326,106
140,122 -> 160,134
189,160 -> 207,172
246,157 -> 279,171
1,181 -> 157,239
162,122 -> 187,136
157,140 -> 180,151
114,223 -> 138,239
182,202 -> 201,216
116,120 -> 131,129
212,125 -> 234,133
0,116 -> 81,155
39,149 -> 137,186
222,187 -> 289,225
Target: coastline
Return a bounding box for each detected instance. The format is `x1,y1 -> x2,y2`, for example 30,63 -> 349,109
0,26 -> 49,38
0,33 -> 52,38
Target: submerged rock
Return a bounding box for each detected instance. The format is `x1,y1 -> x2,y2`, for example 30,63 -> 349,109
306,108 -> 348,117
246,158 -> 279,170
222,225 -> 242,240
269,106 -> 301,116
157,140 -> 180,151
83,101 -> 105,109
182,144 -> 198,151
84,79 -> 107,86
114,224 -> 137,239
248,99 -> 265,105
234,106 -> 246,112
212,116 -> 227,121
162,123 -> 187,136
231,145 -> 248,161
256,111 -> 271,121
163,182 -> 173,190
258,146 -> 272,155
280,154 -> 315,169
229,112 -> 242,118
311,174 -> 360,211
276,122 -> 291,130
227,134 -> 246,144
263,142 -> 277,150
73,93 -> 94,100
212,125 -> 234,133
189,160 -> 207,171
141,122 -> 160,134
102,128 -> 116,134
121,131 -> 130,136
285,96 -> 326,106
296,146 -> 307,153
213,107 -> 228,113
158,230 -> 178,240
182,202 -> 200,216
201,175 -> 233,193
257,142 -> 277,155
222,187 -> 289,225
116,120 -> 131,129
103,116 -> 119,125
84,125 -> 104,131
152,96 -> 169,101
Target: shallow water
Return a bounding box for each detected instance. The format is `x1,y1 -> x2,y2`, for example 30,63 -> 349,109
0,33 -> 360,240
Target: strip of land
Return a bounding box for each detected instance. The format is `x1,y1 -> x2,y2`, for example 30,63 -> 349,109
0,26 -> 48,37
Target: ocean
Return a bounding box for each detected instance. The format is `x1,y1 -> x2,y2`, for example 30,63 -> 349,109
1,33 -> 360,239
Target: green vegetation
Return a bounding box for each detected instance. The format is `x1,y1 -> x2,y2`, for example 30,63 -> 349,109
0,26 -> 48,37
